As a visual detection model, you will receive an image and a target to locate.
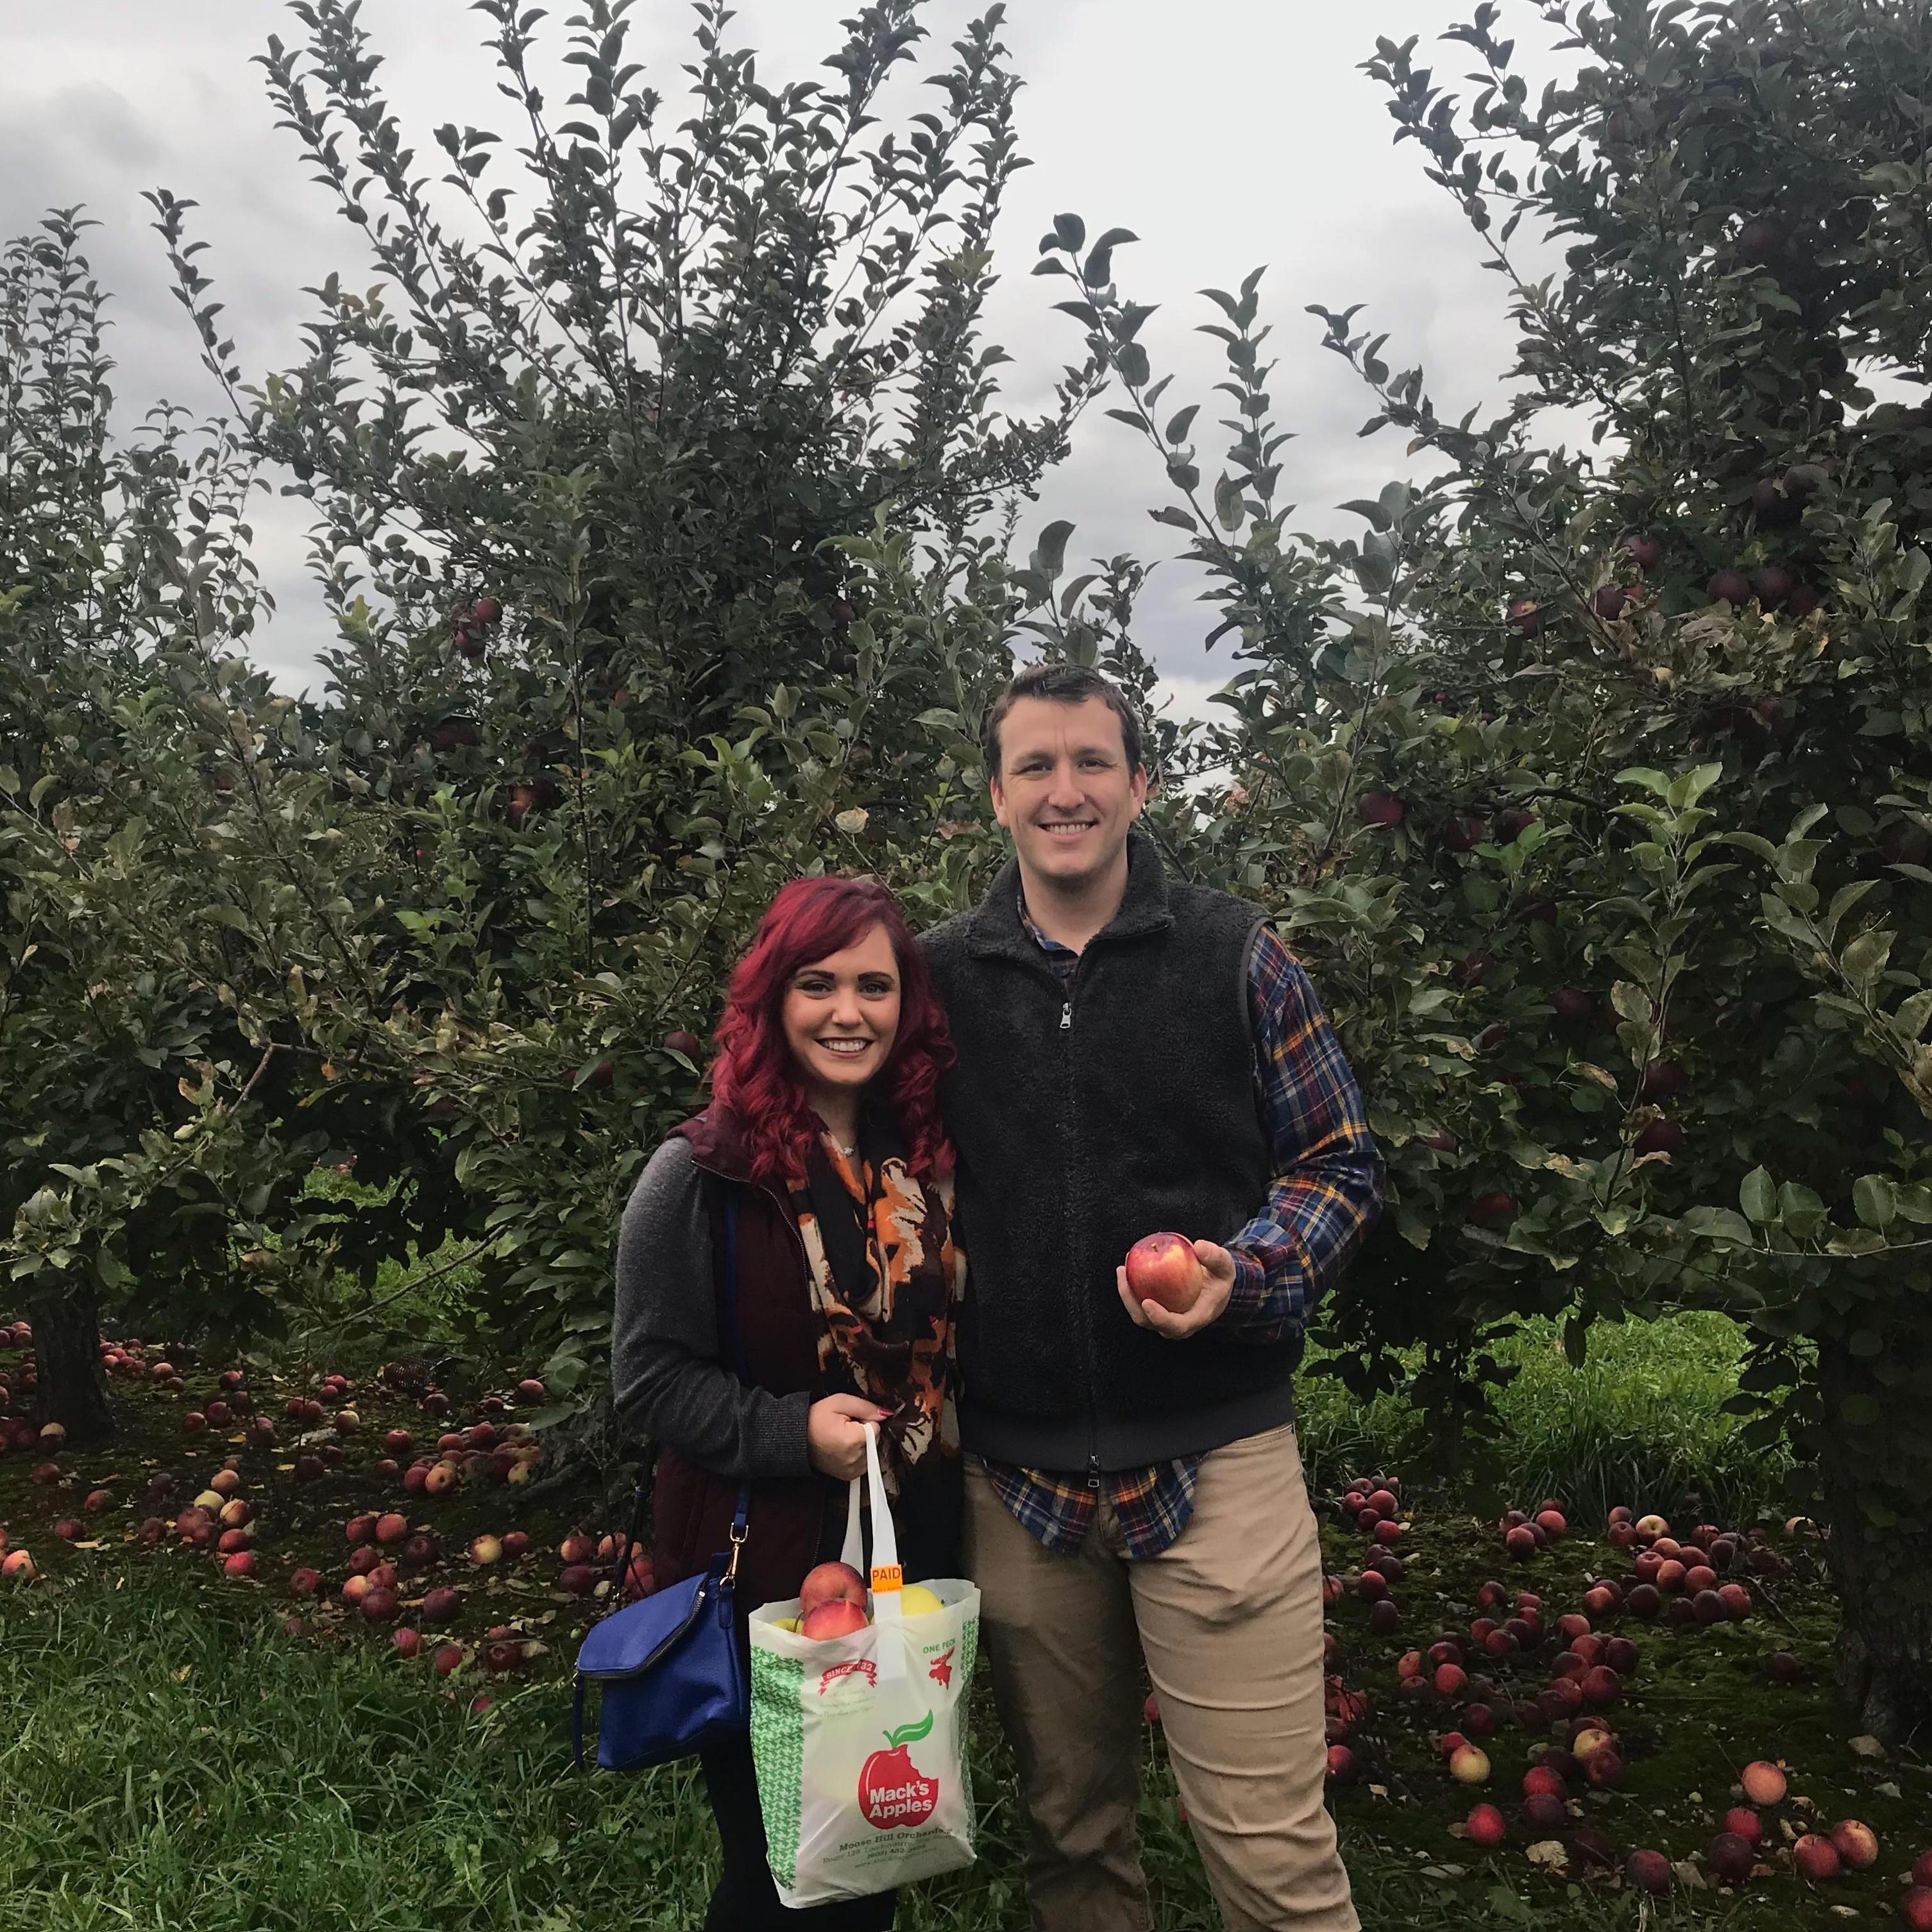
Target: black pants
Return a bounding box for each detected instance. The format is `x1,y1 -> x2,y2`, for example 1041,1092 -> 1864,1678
699,1731 -> 896,1931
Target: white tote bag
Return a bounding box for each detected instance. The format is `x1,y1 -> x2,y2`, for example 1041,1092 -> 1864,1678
747,1424 -> 978,1907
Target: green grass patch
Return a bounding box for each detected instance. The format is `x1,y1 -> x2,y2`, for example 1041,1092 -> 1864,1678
1294,1313 -> 1794,1528
0,1538 -> 1922,1932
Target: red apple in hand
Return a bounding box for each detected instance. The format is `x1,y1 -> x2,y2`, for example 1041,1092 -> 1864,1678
799,1560 -> 867,1616
1124,1233 -> 1205,1314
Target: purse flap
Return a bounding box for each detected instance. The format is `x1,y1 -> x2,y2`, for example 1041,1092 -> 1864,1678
575,1570 -> 717,1681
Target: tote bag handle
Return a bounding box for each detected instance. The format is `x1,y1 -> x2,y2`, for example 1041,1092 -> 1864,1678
833,1421 -> 907,1681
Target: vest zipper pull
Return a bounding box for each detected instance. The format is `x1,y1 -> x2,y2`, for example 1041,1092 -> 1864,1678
1087,1455 -> 1101,1493
1060,1001 -> 1072,1031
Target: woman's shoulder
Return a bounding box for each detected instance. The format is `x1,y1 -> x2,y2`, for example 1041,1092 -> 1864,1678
625,1130 -> 708,1220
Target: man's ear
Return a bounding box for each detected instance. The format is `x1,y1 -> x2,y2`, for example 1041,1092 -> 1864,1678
1131,767 -> 1151,815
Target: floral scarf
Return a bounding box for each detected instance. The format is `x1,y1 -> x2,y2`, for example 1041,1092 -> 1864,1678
787,1105 -> 962,1493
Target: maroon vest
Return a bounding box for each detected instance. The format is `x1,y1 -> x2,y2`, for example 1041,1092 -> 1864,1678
648,1107 -> 840,1626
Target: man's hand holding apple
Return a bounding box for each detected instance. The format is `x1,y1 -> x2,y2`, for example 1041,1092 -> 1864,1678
1115,1231 -> 1237,1339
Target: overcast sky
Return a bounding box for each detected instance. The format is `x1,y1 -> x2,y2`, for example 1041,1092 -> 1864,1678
1,1 -> 1571,718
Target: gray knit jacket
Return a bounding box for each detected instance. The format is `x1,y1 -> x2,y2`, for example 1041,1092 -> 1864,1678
609,1137 -> 814,1482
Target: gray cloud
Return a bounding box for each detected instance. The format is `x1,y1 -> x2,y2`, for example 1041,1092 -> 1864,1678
2,1 -> 1572,710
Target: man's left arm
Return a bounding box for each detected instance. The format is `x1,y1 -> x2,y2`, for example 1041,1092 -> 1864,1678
1217,925 -> 1384,1340
1115,924 -> 1385,1341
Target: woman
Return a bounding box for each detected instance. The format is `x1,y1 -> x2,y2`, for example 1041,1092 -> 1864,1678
611,875 -> 964,1932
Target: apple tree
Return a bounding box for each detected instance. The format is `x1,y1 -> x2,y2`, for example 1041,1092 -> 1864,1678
12,0 -> 1075,1453
1020,0 -> 1932,1738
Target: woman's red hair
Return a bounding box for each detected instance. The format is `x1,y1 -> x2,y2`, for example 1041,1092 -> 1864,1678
709,876 -> 954,1186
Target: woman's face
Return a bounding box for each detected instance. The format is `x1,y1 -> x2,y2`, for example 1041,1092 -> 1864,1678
780,920 -> 901,1109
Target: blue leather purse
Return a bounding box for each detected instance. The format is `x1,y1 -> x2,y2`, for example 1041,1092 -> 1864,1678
573,1195 -> 751,1771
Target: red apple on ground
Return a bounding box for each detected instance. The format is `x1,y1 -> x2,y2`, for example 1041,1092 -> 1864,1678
223,1551 -> 257,1579
1448,1745 -> 1491,1784
501,1530 -> 529,1561
1,1549 -> 35,1581
1325,1744 -> 1354,1782
1706,1832 -> 1754,1884
1626,1849 -> 1672,1896
468,1534 -> 503,1566
431,1642 -> 464,1676
800,1598 -> 869,1641
375,1511 -> 409,1545
391,1627 -> 423,1659
420,1586 -> 462,1623
1793,1835 -> 1842,1883
1465,1803 -> 1507,1847
1123,1232 -> 1207,1314
1829,1820 -> 1878,1870
1913,1852 -> 1932,1889
289,1567 -> 321,1597
559,1564 -> 597,1597
1521,1792 -> 1566,1833
1902,1888 -> 1932,1932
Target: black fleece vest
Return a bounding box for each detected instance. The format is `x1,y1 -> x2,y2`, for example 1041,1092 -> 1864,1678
922,833 -> 1295,1471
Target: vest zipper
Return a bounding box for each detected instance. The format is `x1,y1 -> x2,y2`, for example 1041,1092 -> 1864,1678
1057,951 -> 1104,1504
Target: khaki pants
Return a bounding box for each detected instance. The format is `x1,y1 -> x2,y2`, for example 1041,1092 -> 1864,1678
963,1423 -> 1357,1932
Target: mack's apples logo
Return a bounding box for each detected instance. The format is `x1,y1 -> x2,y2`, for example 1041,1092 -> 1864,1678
858,1711 -> 940,1830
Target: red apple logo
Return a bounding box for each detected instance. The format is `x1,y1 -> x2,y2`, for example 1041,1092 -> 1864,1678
858,1711 -> 939,1831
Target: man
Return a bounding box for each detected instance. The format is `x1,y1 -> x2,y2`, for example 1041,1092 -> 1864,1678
920,662 -> 1384,1932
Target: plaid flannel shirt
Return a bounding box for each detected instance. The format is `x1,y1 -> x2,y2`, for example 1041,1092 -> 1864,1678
979,897 -> 1384,1558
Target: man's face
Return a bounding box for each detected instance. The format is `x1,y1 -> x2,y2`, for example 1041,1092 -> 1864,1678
989,695 -> 1148,892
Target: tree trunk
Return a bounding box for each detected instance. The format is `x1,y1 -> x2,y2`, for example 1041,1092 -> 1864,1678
1814,1330 -> 1932,1745
26,1280 -> 115,1448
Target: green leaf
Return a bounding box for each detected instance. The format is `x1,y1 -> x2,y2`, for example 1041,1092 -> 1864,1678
1852,1174 -> 1897,1230
1840,1393 -> 1881,1428
1149,506 -> 1198,532
1683,1205 -> 1756,1247
1030,520 -> 1074,582
1051,212 -> 1085,251
1214,475 -> 1246,530
1740,1167 -> 1778,1225
1613,766 -> 1671,798
885,1708 -> 936,1748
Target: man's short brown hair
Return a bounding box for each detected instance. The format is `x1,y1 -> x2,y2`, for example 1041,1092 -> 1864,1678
981,663 -> 1146,777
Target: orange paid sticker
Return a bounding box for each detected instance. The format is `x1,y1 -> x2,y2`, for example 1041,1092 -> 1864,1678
870,1564 -> 904,1595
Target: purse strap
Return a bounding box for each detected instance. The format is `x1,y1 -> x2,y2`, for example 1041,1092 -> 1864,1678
608,1189 -> 752,1604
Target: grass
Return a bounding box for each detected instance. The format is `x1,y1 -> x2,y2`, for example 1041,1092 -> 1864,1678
0,1541 -> 1920,1932
1292,1312 -> 1795,1530
0,1306 -> 1903,1931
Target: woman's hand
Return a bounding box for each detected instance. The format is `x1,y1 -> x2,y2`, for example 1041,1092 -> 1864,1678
807,1393 -> 892,1481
